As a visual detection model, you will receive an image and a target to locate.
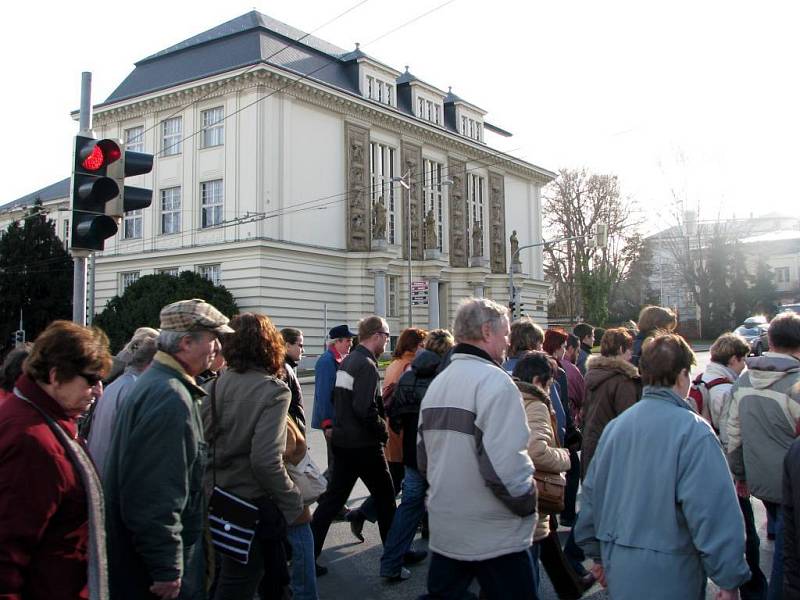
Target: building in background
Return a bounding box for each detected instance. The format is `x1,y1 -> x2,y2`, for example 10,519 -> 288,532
0,11 -> 554,349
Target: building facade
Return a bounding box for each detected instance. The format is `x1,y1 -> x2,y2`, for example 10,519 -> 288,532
0,12 -> 554,349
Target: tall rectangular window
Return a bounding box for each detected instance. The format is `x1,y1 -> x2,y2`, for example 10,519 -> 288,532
201,107 -> 224,148
62,219 -> 70,250
158,267 -> 179,277
197,264 -> 221,286
119,271 -> 140,294
370,142 -> 396,244
467,174 -> 485,256
777,267 -> 791,283
161,116 -> 182,156
423,159 -> 445,251
418,97 -> 425,118
434,104 -> 441,125
387,275 -> 399,317
123,210 -> 142,239
201,180 -> 223,228
385,84 -> 393,106
125,126 -> 144,153
366,76 -> 374,99
160,186 -> 181,234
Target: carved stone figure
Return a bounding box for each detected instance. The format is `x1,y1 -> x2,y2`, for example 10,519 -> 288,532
424,208 -> 437,249
511,230 -> 521,264
373,196 -> 387,240
472,220 -> 483,257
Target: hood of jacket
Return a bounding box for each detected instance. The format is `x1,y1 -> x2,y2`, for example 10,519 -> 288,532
744,352 -> 800,390
514,379 -> 551,406
702,360 -> 737,383
411,349 -> 442,378
584,354 -> 640,391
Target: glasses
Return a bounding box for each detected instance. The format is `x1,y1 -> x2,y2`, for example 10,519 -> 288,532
80,372 -> 102,386
377,331 -> 391,338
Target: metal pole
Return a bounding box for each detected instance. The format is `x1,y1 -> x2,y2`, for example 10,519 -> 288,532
72,72 -> 93,326
407,185 -> 413,327
87,252 -> 96,325
323,302 -> 328,354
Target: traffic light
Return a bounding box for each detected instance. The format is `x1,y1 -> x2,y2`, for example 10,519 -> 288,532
70,135 -> 123,251
508,299 -> 516,316
70,135 -> 154,251
13,330 -> 25,346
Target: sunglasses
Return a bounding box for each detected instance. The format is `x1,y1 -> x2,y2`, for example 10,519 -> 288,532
80,372 -> 102,386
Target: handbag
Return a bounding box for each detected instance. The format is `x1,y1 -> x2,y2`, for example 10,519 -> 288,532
286,452 -> 328,504
534,470 -> 566,514
206,378 -> 260,564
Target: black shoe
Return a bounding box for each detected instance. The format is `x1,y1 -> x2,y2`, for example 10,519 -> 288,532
420,515 -> 429,539
559,515 -> 576,528
403,549 -> 428,565
315,562 -> 328,577
381,567 -> 411,582
346,510 -> 365,543
334,505 -> 352,522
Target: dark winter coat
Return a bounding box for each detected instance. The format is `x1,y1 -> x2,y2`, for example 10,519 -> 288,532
388,349 -> 442,469
581,354 -> 642,478
104,352 -> 208,600
331,344 -> 387,449
784,436 -> 800,598
0,375 -> 91,600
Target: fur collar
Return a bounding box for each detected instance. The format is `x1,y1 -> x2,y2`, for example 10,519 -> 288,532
586,354 -> 639,379
514,379 -> 551,405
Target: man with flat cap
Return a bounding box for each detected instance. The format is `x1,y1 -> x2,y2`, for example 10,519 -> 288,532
105,299 -> 233,600
312,324 -> 356,478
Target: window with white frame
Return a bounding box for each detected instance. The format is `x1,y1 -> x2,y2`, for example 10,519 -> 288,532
467,174 -> 485,256
62,219 -> 70,250
160,187 -> 181,234
387,275 -> 399,317
161,116 -> 182,156
776,266 -> 791,283
370,142 -> 396,244
119,271 -> 140,294
423,159 -> 445,251
365,75 -> 394,106
158,267 -> 179,277
417,98 -> 441,125
461,115 -> 482,141
125,126 -> 145,153
197,264 -> 221,286
201,107 -> 224,148
200,180 -> 223,228
123,210 -> 142,240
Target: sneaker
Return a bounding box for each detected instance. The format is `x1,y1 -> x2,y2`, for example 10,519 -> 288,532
315,562 -> 329,577
382,567 -> 411,582
402,549 -> 428,565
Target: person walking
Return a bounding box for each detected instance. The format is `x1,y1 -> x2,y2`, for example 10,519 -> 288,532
727,311 -> 800,600
418,298 -> 538,599
572,323 -> 594,375
581,327 -> 642,478
311,316 -> 397,572
379,329 -> 454,581
0,321 -> 111,600
630,305 -> 677,367
575,333 -> 750,599
104,299 -> 232,600
281,327 -> 307,432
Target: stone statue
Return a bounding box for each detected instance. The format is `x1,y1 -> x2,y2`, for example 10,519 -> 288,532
373,196 -> 387,240
472,220 -> 483,257
424,208 -> 437,249
510,230 -> 521,264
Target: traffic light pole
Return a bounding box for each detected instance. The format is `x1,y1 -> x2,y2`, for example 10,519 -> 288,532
72,72 -> 93,325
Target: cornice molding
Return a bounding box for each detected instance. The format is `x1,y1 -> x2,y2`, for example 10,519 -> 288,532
93,66 -> 555,184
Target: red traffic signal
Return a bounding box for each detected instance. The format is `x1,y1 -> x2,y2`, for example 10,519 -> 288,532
78,138 -> 122,172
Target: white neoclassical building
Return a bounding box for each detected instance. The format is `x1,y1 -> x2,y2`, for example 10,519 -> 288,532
0,11 -> 555,349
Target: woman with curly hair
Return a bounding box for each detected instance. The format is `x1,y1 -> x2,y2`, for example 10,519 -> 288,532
202,312 -> 303,599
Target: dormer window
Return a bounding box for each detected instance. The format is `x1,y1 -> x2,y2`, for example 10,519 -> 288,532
365,75 -> 394,107
461,115 -> 483,142
416,96 -> 442,125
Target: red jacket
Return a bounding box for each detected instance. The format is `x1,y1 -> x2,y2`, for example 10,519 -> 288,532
0,375 -> 89,600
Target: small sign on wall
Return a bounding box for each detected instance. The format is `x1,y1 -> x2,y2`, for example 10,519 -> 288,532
411,280 -> 429,306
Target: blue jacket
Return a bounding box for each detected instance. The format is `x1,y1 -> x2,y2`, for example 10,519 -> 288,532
311,348 -> 338,429
575,386 -> 749,597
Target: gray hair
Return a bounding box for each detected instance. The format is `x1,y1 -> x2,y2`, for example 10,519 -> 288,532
157,330 -> 207,355
453,297 -> 509,343
129,335 -> 159,370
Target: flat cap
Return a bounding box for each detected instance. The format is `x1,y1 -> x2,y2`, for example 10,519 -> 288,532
159,299 -> 234,334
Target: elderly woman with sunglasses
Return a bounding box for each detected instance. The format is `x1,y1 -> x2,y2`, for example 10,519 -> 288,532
0,320 -> 112,600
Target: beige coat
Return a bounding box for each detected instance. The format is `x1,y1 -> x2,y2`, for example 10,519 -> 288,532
284,416 -> 312,524
517,380 -> 571,541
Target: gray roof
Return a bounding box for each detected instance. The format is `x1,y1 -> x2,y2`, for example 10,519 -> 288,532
1,178 -> 69,213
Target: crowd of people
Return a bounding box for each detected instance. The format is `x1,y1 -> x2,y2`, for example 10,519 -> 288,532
1,296 -> 799,600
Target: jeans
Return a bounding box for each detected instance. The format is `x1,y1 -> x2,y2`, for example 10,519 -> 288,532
179,542 -> 206,600
422,550 -> 538,600
739,496 -> 767,600
311,445 -> 396,558
287,523 -> 318,600
764,502 -> 785,600
529,542 -> 541,595
380,466 -> 427,576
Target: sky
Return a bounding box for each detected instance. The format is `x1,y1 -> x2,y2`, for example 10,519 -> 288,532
2,0 -> 798,235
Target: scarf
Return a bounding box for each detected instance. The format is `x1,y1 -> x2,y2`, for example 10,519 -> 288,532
14,387 -> 109,600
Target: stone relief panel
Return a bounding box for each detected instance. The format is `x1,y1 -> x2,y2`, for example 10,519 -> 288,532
489,172 -> 507,274
401,142 -> 424,260
448,158 -> 468,267
345,123 -> 370,251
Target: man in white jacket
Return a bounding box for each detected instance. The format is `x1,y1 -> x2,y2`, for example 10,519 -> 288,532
417,297 -> 538,599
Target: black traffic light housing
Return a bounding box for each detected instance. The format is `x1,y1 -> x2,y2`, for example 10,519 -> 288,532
105,148 -> 154,218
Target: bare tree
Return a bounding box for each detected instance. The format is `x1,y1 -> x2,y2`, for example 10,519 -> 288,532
543,168 -> 644,323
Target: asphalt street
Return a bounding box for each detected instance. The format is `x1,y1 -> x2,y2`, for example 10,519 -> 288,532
299,350 -> 775,599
